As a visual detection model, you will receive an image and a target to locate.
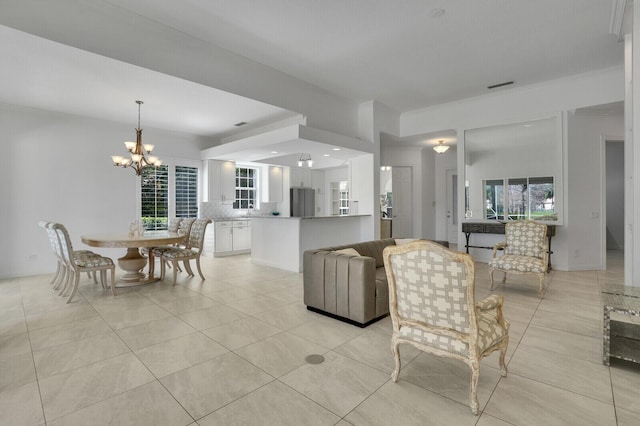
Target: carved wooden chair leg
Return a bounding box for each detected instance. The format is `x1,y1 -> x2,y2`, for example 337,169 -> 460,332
195,257 -> 205,280
183,260 -> 194,276
469,361 -> 480,415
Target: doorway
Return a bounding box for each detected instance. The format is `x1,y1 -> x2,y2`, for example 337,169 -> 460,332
391,166 -> 413,238
603,139 -> 624,270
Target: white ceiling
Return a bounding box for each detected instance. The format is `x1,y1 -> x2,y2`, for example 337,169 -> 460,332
0,0 -> 625,158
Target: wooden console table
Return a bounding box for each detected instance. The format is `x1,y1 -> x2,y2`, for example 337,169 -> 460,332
461,221 -> 556,271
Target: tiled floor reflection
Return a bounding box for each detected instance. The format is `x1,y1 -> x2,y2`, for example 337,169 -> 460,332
0,249 -> 637,425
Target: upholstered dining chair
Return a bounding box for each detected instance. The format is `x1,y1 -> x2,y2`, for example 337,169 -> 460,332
141,217 -> 184,264
52,223 -> 115,303
383,240 -> 510,415
155,218 -> 211,285
39,221 -> 99,289
488,220 -> 549,297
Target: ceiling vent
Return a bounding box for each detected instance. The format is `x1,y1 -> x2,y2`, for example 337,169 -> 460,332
234,121 -> 248,127
487,81 -> 514,90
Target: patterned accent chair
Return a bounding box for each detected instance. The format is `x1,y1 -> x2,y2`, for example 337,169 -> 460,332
155,219 -> 211,285
488,220 -> 548,297
52,223 -> 115,303
383,240 -> 509,415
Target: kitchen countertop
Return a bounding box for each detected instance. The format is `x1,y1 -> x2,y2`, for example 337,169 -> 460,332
251,215 -> 371,219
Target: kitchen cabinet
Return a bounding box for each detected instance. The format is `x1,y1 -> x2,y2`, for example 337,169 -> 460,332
290,167 -> 312,188
207,160 -> 236,203
232,220 -> 251,250
214,219 -> 251,257
268,166 -> 283,202
311,170 -> 325,216
214,221 -> 233,253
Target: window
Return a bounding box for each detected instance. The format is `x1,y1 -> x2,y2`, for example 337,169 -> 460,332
175,166 -> 199,218
484,176 -> 555,221
233,167 -> 257,209
484,179 -> 504,220
507,178 -> 527,220
141,165 -> 169,230
140,162 -> 200,229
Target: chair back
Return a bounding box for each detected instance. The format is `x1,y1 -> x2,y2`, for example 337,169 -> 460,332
384,240 -> 476,335
187,219 -> 211,250
167,218 -> 183,233
504,220 -> 547,258
177,218 -> 196,243
51,223 -> 74,266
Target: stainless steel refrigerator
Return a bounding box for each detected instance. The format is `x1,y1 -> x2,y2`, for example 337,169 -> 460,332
290,187 -> 315,217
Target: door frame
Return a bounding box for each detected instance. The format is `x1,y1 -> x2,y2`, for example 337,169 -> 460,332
600,135 -> 625,271
446,169 -> 458,244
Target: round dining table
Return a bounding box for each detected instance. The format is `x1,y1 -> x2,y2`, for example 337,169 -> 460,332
81,231 -> 185,286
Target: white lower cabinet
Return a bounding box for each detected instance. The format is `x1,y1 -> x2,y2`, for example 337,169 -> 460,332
214,220 -> 251,257
214,221 -> 234,254
232,221 -> 251,251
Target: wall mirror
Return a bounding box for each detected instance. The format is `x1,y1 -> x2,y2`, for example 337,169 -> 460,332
464,115 -> 563,224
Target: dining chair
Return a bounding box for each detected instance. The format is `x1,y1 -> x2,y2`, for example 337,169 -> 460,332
488,220 -> 549,297
141,217 -> 183,260
39,221 -> 99,289
156,218 -> 211,285
383,240 -> 510,415
52,223 -> 116,303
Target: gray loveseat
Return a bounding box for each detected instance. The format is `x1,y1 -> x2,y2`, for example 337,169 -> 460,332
303,238 -> 449,327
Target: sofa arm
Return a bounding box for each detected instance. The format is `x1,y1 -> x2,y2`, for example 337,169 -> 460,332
303,250 -> 377,324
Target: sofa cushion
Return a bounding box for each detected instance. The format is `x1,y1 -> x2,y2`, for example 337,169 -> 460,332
334,247 -> 361,256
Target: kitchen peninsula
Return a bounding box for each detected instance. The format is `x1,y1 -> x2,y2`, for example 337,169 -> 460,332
251,215 -> 371,272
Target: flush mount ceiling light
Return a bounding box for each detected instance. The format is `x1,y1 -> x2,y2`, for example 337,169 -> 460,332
298,153 -> 312,167
111,100 -> 162,175
433,140 -> 449,154
380,166 -> 391,171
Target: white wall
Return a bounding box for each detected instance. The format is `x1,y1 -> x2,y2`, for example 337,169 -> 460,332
399,68 -> 625,270
0,103 -> 209,278
434,147 -> 458,241
567,112 -> 624,269
606,141 -> 625,250
380,146 -> 427,239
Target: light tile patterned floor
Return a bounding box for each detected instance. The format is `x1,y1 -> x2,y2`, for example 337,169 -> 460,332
0,249 -> 637,425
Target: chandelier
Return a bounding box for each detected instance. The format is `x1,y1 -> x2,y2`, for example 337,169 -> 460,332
111,100 -> 162,175
433,140 -> 450,154
298,154 -> 313,167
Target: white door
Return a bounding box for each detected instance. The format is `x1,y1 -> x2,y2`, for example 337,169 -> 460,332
392,166 -> 413,238
446,169 -> 458,244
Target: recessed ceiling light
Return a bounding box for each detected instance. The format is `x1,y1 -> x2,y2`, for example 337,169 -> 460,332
332,148 -> 341,151
430,8 -> 445,18
523,124 -> 533,128
271,151 -> 278,154
323,154 -> 330,157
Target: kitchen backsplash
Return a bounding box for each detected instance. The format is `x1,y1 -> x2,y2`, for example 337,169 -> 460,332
200,201 -> 279,219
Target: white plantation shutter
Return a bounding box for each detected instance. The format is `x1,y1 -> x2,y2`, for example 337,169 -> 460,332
175,166 -> 199,218
141,165 -> 169,230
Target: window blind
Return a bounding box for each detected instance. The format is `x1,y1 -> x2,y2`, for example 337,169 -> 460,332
175,166 -> 199,218
141,165 -> 169,230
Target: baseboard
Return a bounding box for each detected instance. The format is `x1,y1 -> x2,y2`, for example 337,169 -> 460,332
306,306 -> 388,328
